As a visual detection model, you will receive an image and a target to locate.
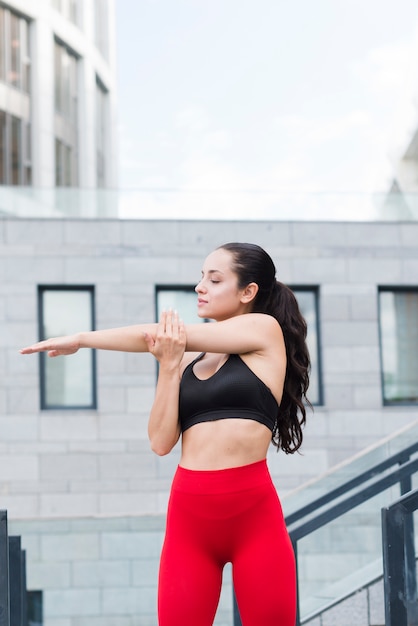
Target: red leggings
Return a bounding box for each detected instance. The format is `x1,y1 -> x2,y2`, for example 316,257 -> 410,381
158,459 -> 296,626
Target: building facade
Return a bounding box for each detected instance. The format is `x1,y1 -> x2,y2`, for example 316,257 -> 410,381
1,214 -> 418,625
0,0 -> 118,188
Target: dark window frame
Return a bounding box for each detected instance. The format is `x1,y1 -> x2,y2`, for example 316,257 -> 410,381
37,285 -> 97,410
291,285 -> 323,407
378,285 -> 418,406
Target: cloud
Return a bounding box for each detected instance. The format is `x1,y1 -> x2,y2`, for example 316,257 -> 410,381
350,41 -> 414,94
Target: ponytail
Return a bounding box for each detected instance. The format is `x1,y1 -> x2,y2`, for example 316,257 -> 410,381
267,281 -> 311,453
219,243 -> 312,453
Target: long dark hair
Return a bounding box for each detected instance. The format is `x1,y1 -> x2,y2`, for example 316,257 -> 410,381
219,242 -> 311,454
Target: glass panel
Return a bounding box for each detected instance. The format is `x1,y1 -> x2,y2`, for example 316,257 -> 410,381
54,41 -> 62,112
9,12 -> 20,87
41,289 -> 95,408
297,487 -> 397,621
156,288 -> 203,324
62,50 -> 70,117
379,290 -> 418,403
65,143 -> 72,185
70,0 -> 78,25
96,79 -> 106,186
294,289 -> 320,405
21,18 -> 30,93
11,115 -> 20,185
55,138 -> 61,185
94,0 -> 108,59
0,7 -> 5,82
0,110 -> 5,183
54,40 -> 78,186
281,420 -> 418,620
283,421 -> 418,518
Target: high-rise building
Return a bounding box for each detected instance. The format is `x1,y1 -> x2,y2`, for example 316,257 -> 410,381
0,0 -> 117,188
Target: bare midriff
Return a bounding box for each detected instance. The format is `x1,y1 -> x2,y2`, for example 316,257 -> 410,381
179,418 -> 272,470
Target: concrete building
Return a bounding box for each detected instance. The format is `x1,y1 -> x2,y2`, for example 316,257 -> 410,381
1,206 -> 418,625
0,0 -> 118,188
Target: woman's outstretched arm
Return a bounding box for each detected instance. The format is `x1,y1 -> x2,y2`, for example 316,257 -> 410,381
19,323 -> 158,357
20,312 -> 283,358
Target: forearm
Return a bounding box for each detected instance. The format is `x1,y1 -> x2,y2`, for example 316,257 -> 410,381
79,324 -> 157,352
148,367 -> 181,456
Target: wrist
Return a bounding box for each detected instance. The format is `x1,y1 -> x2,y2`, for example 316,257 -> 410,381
77,332 -> 86,349
158,363 -> 181,376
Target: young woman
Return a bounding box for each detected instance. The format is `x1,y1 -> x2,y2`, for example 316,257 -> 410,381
21,242 -> 311,626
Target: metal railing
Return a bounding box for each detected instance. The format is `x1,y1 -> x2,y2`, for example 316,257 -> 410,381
382,487 -> 418,626
232,440 -> 418,626
0,511 -> 29,626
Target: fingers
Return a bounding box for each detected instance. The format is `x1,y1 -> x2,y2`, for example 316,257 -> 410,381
158,309 -> 181,337
20,340 -> 50,354
153,310 -> 186,361
20,336 -> 79,357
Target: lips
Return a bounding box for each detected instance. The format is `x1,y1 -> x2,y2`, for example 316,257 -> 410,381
197,298 -> 208,306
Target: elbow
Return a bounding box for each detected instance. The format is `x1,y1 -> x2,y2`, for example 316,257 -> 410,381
150,441 -> 172,457
148,425 -> 180,456
149,434 -> 178,457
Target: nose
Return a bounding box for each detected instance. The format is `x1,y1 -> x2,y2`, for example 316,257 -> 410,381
195,280 -> 206,294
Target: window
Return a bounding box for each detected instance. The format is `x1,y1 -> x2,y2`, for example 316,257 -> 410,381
54,39 -> 78,186
0,7 -> 31,186
52,0 -> 78,25
293,288 -> 322,406
0,7 -> 31,91
11,115 -> 20,184
96,77 -> 107,187
0,112 -> 31,185
38,287 -> 96,409
0,7 -> 5,82
94,0 -> 109,59
379,288 -> 418,404
155,286 -> 322,404
156,286 -> 205,324
0,110 -> 5,183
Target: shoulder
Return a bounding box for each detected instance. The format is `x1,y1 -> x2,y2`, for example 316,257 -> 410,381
241,313 -> 283,337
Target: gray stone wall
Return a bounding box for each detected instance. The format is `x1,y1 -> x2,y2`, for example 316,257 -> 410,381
2,216 -> 418,624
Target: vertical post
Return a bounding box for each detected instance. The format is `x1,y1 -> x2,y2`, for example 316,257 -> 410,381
20,552 -> 27,626
382,504 -> 408,626
9,537 -> 22,626
0,511 -> 10,626
232,588 -> 242,626
399,473 -> 417,620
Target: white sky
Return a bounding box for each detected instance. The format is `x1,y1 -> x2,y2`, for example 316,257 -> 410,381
115,0 -> 418,200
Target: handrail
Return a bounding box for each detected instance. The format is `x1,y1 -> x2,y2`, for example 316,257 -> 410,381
285,441 -> 418,526
232,438 -> 418,626
288,457 -> 418,541
382,487 -> 418,626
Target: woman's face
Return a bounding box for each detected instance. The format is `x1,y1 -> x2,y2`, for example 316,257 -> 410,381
195,248 -> 249,321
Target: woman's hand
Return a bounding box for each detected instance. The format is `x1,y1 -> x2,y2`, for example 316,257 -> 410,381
20,334 -> 81,358
143,310 -> 186,371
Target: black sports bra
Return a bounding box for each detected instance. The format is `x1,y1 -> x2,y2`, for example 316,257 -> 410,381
179,353 -> 279,433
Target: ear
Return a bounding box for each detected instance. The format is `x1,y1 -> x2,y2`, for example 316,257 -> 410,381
240,282 -> 259,304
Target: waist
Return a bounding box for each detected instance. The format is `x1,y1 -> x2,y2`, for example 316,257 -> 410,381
173,459 -> 272,494
180,418 -> 272,470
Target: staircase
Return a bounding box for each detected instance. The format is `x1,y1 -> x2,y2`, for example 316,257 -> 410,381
280,420 -> 418,625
